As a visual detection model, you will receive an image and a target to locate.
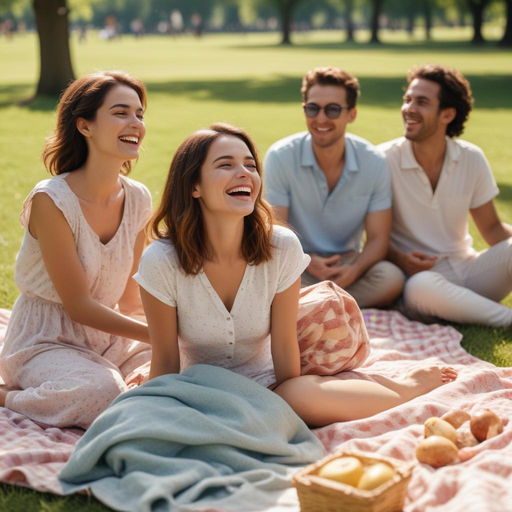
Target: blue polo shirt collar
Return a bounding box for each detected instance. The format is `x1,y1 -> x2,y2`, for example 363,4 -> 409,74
301,133 -> 360,172
345,136 -> 359,172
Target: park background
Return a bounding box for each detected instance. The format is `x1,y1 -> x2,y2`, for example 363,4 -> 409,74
0,1 -> 511,508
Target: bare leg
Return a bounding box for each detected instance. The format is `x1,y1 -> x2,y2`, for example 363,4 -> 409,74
369,366 -> 458,398
274,366 -> 457,428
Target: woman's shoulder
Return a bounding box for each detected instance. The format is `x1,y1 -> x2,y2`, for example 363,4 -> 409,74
141,238 -> 179,267
268,225 -> 310,293
135,239 -> 180,305
20,174 -> 76,229
271,224 -> 302,251
29,174 -> 70,196
120,176 -> 152,202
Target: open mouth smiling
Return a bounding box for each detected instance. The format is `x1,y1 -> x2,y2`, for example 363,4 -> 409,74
226,186 -> 252,198
119,135 -> 139,145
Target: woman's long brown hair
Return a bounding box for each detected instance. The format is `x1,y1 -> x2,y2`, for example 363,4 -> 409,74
42,71 -> 147,176
150,123 -> 275,275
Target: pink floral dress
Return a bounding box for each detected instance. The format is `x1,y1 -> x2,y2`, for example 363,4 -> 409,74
0,173 -> 152,428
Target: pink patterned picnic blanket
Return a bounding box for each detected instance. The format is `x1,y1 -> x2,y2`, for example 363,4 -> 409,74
1,307 -> 511,511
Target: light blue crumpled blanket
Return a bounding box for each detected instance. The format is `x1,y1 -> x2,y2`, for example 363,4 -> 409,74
59,364 -> 325,512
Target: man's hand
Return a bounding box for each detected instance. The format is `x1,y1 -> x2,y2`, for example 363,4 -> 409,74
307,254 -> 342,281
332,264 -> 360,289
399,250 -> 437,275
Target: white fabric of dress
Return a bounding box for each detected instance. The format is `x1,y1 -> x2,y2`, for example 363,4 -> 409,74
134,225 -> 311,388
0,173 -> 152,428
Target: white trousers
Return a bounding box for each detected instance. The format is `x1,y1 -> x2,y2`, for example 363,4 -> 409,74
402,237 -> 512,328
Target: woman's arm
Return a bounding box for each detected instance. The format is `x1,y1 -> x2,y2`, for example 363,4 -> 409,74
118,229 -> 146,319
140,287 -> 180,379
270,277 -> 302,387
29,192 -> 150,343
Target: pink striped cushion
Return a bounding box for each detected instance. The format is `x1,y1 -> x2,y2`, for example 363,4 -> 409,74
298,281 -> 370,375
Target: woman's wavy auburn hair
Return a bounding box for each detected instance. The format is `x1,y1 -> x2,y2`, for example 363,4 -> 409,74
150,123 -> 275,275
43,71 -> 147,176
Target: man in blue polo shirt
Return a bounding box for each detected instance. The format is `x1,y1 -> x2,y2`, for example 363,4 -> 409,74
264,67 -> 404,307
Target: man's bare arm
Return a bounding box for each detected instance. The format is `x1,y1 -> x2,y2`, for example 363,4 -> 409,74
471,200 -> 512,246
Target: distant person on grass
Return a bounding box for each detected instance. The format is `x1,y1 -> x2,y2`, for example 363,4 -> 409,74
0,71 -> 152,428
264,67 -> 405,308
379,64 -> 512,328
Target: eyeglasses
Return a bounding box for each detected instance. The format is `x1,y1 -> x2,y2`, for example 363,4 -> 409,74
303,103 -> 352,119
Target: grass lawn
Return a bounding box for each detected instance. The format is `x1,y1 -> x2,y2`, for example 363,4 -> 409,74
0,27 -> 511,510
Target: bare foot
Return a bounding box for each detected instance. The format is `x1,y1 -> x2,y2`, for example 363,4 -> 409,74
401,366 -> 458,400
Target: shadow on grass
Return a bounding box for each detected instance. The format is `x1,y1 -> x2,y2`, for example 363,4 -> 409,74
1,74 -> 511,111
0,83 -> 58,111
145,74 -> 512,110
231,39 -> 511,55
495,183 -> 512,203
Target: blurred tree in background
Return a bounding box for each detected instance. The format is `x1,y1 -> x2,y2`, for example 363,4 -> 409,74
33,0 -> 74,95
501,0 -> 512,44
0,0 -> 510,97
466,0 -> 491,43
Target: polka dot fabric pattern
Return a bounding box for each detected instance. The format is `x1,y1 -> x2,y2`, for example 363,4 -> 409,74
297,281 -> 370,376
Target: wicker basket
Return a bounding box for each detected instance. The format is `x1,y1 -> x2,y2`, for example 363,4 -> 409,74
292,450 -> 414,512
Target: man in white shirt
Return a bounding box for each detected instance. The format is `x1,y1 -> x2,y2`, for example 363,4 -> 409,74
379,64 -> 512,327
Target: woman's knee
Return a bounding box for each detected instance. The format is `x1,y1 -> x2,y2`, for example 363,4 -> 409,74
55,372 -> 126,427
7,372 -> 126,428
274,375 -> 324,424
69,375 -> 126,428
85,372 -> 127,408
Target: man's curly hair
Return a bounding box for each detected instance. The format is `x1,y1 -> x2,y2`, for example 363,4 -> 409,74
407,64 -> 474,138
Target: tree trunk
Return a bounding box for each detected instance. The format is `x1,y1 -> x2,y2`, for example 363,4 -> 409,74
467,0 -> 488,44
279,0 -> 296,45
345,0 -> 355,42
33,0 -> 75,96
423,0 -> 432,40
407,11 -> 415,37
500,0 -> 512,46
370,0 -> 384,44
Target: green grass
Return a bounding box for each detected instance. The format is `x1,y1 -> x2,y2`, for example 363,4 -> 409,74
0,485 -> 110,512
0,27 -> 511,510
